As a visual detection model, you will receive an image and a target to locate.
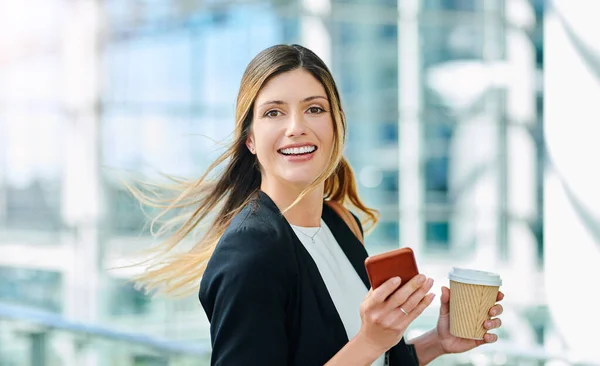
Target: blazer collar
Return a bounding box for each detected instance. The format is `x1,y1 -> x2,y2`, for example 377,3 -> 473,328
321,204 -> 371,290
256,190 -> 280,213
256,190 -> 371,290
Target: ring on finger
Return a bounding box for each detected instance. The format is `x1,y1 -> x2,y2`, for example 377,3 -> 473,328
400,307 -> 409,316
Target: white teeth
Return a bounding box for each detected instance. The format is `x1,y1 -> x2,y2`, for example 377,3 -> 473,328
280,146 -> 316,155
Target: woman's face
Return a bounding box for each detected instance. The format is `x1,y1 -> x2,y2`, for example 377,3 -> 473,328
247,68 -> 334,191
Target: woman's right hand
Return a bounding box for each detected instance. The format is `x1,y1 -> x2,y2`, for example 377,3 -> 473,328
357,274 -> 436,356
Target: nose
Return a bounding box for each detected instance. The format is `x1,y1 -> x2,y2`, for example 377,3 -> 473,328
286,110 -> 307,137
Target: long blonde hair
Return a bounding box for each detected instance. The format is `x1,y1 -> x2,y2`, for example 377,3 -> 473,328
130,44 -> 379,296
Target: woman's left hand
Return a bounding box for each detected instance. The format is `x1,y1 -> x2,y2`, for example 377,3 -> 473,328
435,286 -> 504,354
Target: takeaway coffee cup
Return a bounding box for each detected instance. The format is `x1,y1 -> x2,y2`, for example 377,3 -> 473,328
448,267 -> 502,340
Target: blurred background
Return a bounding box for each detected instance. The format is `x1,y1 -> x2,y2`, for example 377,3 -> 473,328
0,0 -> 597,365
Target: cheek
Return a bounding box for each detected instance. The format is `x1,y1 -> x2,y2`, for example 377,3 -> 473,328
318,118 -> 335,148
252,121 -> 277,155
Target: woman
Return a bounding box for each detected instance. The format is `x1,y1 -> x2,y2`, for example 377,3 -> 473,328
133,44 -> 504,365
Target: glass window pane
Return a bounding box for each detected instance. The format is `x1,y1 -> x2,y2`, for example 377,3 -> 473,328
0,267 -> 63,312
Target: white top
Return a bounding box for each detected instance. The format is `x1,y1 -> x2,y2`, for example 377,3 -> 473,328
291,219 -> 386,366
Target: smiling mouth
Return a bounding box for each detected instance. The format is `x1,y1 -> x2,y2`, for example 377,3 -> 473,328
278,145 -> 318,156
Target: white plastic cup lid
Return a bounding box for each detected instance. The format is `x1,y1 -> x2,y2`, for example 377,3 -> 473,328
448,267 -> 502,287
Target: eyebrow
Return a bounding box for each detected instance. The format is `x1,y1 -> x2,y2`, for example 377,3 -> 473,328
258,95 -> 329,108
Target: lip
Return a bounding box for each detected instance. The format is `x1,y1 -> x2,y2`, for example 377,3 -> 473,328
277,142 -> 318,162
277,142 -> 318,151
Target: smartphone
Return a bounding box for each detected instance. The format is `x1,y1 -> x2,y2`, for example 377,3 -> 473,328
364,247 -> 420,289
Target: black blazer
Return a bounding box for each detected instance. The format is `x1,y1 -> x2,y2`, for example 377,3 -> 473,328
199,191 -> 419,366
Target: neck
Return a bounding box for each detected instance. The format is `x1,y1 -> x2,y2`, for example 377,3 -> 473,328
261,179 -> 324,227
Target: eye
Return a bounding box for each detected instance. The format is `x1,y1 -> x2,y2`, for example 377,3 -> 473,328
307,106 -> 325,114
264,110 -> 282,118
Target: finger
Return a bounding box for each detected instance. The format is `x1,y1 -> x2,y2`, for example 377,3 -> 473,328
364,287 -> 374,305
405,292 -> 436,322
496,291 -> 504,301
483,333 -> 498,343
439,286 -> 450,317
370,277 -> 402,304
381,274 -> 427,308
489,304 -> 503,317
389,291 -> 435,328
484,318 -> 502,330
392,277 -> 434,313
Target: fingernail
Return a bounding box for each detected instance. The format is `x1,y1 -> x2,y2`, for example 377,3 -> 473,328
417,275 -> 426,284
393,277 -> 401,285
491,309 -> 497,316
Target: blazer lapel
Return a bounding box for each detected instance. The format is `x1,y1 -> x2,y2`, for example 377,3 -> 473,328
258,191 -> 351,345
322,204 -> 372,290
257,192 -> 372,289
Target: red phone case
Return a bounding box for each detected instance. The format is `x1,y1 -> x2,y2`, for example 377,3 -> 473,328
364,247 -> 420,289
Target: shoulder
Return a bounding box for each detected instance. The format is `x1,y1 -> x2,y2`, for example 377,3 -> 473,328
350,211 -> 363,235
325,200 -> 364,237
201,200 -> 295,286
199,201 -> 296,313
219,200 -> 292,257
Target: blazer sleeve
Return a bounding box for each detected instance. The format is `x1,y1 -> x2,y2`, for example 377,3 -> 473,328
388,338 -> 419,366
199,226 -> 292,366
